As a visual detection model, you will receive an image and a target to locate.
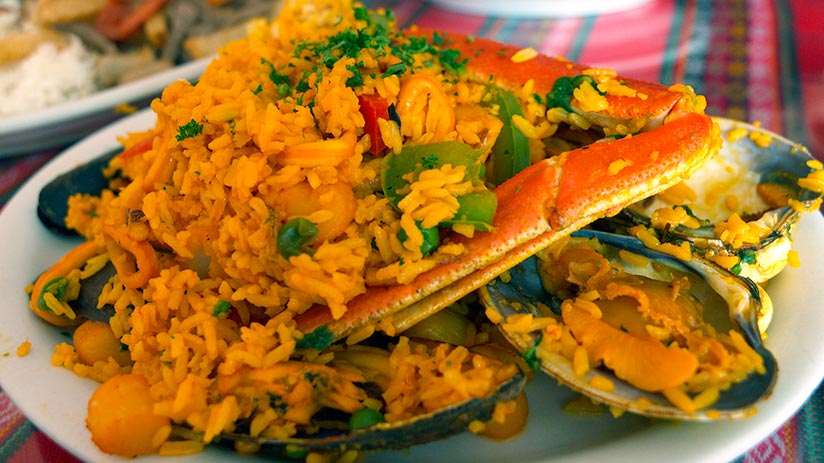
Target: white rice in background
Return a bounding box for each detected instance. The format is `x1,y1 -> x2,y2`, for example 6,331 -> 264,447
0,35 -> 97,116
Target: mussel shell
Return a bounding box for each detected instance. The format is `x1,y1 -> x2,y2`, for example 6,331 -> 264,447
71,262 -> 117,322
479,229 -> 777,421
37,148 -> 118,235
220,370 -> 526,455
600,117 -> 822,283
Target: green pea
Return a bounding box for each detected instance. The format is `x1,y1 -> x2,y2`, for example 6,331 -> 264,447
277,217 -> 319,259
349,407 -> 385,431
284,444 -> 308,459
398,221 -> 440,255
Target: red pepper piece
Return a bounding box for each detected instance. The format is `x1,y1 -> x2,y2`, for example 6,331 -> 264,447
96,0 -> 169,41
358,94 -> 390,154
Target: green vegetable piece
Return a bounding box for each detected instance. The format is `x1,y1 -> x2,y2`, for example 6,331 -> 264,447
296,325 -> 334,350
37,277 -> 69,312
277,217 -> 319,259
175,119 -> 203,142
349,407 -> 386,431
212,300 -> 231,318
381,141 -> 486,208
398,221 -> 440,255
284,444 -> 308,460
522,334 -> 544,371
443,190 -> 498,231
545,75 -> 604,113
489,86 -> 530,186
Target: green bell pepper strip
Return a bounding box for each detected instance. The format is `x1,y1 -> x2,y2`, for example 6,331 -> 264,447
381,140 -> 498,239
381,141 -> 487,208
398,221 -> 441,255
349,407 -> 386,431
277,217 -> 319,259
488,86 -> 531,186
443,190 -> 498,232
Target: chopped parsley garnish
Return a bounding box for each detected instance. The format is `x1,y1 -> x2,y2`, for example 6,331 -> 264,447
262,59 -> 293,96
545,75 -> 605,112
175,119 -> 203,141
438,48 -> 468,74
731,248 -> 758,274
290,8 -> 467,91
522,334 -> 543,371
296,325 -> 334,350
421,154 -> 440,170
382,61 -> 406,77
346,63 -> 364,87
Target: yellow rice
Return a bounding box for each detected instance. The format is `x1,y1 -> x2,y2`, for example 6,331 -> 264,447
40,0 -> 551,456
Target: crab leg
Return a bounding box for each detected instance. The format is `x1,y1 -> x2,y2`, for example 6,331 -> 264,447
296,110 -> 720,339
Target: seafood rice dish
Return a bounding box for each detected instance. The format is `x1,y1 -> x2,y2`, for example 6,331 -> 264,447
24,0 -> 824,460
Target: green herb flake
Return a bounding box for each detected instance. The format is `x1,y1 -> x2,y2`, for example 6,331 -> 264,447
175,119 -> 203,142
382,61 -> 406,77
296,325 -> 334,350
421,154 -> 440,170
346,63 -> 364,87
522,334 -> 543,371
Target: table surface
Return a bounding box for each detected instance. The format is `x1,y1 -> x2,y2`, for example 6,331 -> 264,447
1,0 -> 823,461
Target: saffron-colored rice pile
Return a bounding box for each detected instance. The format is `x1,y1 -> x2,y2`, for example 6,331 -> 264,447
31,0 -> 541,457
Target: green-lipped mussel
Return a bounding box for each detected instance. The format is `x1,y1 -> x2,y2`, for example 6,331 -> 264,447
479,229 -> 777,421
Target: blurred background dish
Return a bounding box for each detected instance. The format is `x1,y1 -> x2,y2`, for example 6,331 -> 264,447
426,0 -> 653,17
0,0 -> 284,157
0,56 -> 209,157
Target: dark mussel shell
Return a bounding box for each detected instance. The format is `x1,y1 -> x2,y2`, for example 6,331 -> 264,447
37,149 -> 118,235
596,117 -> 822,283
479,229 -> 777,421
220,369 -> 526,456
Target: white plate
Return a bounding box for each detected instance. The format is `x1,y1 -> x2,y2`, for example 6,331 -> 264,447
0,57 -> 211,158
0,108 -> 823,462
427,0 -> 653,17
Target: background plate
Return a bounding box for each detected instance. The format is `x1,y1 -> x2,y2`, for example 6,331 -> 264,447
0,57 -> 210,158
427,0 -> 653,18
0,109 -> 822,462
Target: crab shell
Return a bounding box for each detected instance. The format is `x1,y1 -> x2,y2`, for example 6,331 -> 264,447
295,34 -> 721,340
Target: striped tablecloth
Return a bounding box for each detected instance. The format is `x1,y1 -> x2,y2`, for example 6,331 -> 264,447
1,0 -> 822,461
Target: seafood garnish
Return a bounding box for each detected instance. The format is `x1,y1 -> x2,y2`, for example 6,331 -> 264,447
479,229 -> 777,420
599,117 -> 824,284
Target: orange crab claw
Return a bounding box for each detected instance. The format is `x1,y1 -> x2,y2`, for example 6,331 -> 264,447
296,109 -> 720,339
